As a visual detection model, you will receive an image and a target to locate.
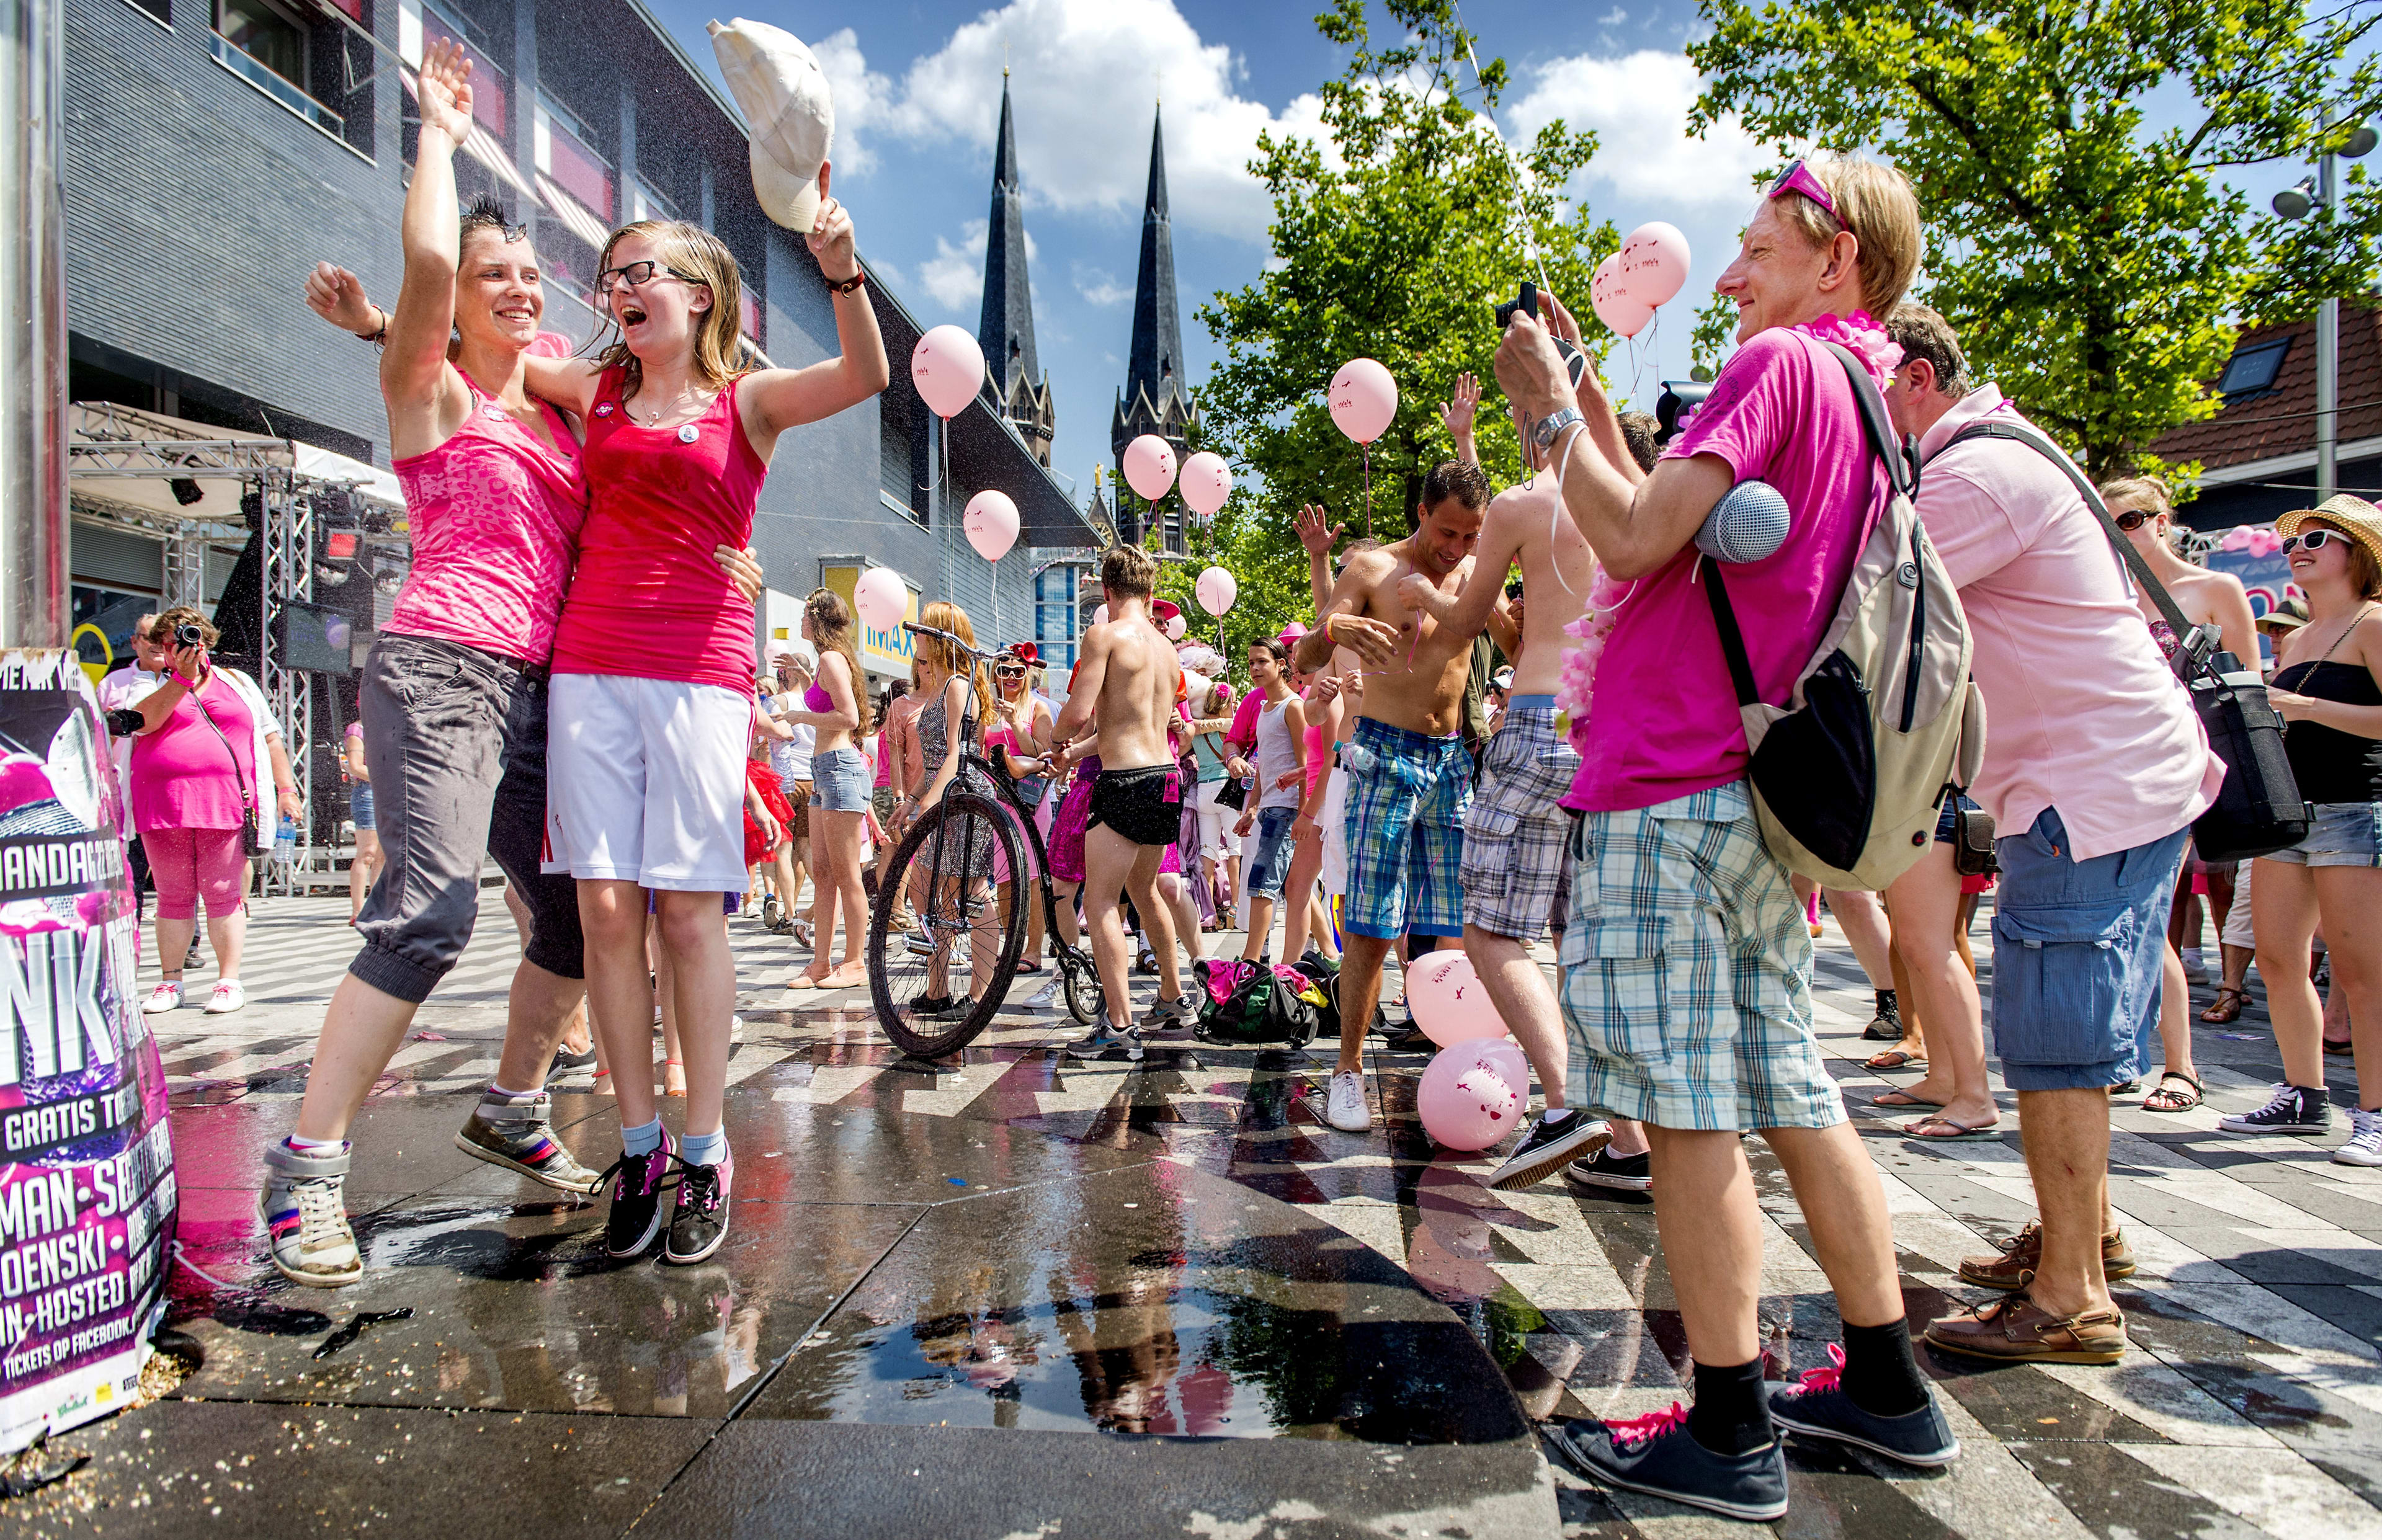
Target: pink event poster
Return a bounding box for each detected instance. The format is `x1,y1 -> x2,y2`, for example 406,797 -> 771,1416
0,651 -> 174,1453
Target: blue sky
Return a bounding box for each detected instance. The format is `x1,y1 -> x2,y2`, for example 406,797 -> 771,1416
649,1 -> 2350,495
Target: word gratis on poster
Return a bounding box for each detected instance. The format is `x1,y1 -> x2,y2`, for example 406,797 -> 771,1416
0,651 -> 174,1453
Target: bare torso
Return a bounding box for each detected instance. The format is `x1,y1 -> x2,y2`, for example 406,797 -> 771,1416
1493,482 -> 1597,697
1092,616 -> 1177,770
1337,541 -> 1475,737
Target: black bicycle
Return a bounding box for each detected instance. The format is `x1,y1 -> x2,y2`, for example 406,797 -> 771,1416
866,623 -> 1100,1057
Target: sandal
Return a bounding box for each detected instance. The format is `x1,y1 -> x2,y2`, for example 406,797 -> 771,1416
2198,985 -> 2248,1024
2326,1036 -> 2355,1055
1905,1113 -> 2002,1141
1865,1049 -> 1927,1072
1873,1088 -> 1947,1110
2141,1070 -> 2203,1112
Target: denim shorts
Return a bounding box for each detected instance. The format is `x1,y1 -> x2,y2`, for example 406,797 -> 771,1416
2262,801 -> 2382,868
1933,791 -> 1978,843
349,780 -> 376,832
811,745 -> 872,813
1989,807 -> 2190,1092
1243,806 -> 1297,897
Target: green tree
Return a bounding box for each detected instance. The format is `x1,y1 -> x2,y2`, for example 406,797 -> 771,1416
1195,0 -> 1610,617
1688,0 -> 2382,479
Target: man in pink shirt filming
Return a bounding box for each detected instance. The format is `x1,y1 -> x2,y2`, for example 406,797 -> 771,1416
1878,306 -> 2218,1366
1494,155 -> 1953,1520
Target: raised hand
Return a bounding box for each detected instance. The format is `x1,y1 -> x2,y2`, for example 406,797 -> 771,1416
1439,372 -> 1481,438
1293,504 -> 1343,560
305,263 -> 378,336
807,184 -> 859,283
416,36 -> 475,146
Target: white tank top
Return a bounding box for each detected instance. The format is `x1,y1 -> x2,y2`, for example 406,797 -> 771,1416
1254,696 -> 1300,810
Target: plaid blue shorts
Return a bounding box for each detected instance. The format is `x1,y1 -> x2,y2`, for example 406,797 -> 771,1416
1461,706 -> 1579,939
1342,718 -> 1470,940
1559,782 -> 1845,1132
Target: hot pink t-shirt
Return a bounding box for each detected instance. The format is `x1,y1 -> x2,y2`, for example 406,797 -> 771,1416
550,367 -> 766,692
1566,326 -> 1882,813
1917,388 -> 2219,860
129,672 -> 256,834
388,354 -> 587,664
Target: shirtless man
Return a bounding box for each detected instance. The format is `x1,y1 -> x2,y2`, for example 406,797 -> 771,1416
1293,461 -> 1491,1131
1054,545 -> 1193,1056
1399,299 -> 1641,1191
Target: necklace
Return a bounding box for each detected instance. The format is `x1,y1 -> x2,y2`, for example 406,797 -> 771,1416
634,380 -> 702,425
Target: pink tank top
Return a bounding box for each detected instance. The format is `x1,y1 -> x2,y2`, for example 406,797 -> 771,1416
549,367 -> 767,690
1304,723 -> 1327,798
388,371 -> 587,664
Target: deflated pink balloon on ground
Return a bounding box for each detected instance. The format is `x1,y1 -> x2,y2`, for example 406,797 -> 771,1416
1123,435 -> 1178,500
1328,358 -> 1398,443
1179,451 -> 1233,515
854,566 -> 908,631
1418,1041 -> 1525,1152
1196,566 -> 1238,616
912,325 -> 986,419
1407,950 -> 1501,1048
962,489 -> 1019,561
1619,221 -> 1691,308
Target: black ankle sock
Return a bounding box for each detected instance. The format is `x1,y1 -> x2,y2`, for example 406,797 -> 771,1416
1839,1318 -> 1929,1418
1875,988 -> 1899,1015
1686,1358 -> 1771,1456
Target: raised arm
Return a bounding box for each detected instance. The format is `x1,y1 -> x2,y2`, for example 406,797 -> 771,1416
380,38 -> 476,444
740,189 -> 891,441
1295,505 -> 1343,612
1440,372 -> 1480,467
1398,497 -> 1527,646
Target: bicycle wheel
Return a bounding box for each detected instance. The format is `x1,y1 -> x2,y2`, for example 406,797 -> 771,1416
868,793 -> 1028,1057
1058,943 -> 1100,1025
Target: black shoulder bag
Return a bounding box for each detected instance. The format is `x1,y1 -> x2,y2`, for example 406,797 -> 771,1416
185,672 -> 270,857
1934,421 -> 2309,861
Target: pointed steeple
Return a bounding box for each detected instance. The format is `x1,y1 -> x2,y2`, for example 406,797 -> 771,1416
1124,105 -> 1182,420
976,72 -> 1055,465
1111,103 -> 1200,555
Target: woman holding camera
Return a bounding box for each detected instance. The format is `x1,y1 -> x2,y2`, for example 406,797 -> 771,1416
127,608 -> 301,1017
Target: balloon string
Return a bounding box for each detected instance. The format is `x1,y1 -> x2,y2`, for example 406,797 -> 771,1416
1363,442 -> 1374,540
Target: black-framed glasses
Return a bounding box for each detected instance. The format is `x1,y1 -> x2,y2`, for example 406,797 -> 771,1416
595,259 -> 701,293
2282,529 -> 2345,554
2113,509 -> 2163,532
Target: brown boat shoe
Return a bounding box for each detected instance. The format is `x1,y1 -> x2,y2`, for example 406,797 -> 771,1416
1956,1222 -> 2136,1291
1925,1290 -> 2128,1365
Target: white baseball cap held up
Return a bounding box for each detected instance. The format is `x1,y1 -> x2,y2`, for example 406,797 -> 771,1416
708,18 -> 834,235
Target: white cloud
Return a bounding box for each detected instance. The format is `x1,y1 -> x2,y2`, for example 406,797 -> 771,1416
821,0 -> 1324,243
1598,6 -> 1628,25
1507,49 -> 1772,213
1074,264 -> 1130,306
914,218 -> 1042,313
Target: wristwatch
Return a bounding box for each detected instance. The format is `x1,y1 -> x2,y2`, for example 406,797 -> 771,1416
1532,406 -> 1584,456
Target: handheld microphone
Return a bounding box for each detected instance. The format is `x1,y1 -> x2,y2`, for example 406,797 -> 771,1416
1695,479 -> 1791,564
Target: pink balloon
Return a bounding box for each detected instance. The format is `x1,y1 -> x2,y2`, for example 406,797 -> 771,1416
1417,1041 -> 1525,1152
1328,358 -> 1398,444
1179,452 -> 1233,515
1091,603 -> 1110,627
963,489 -> 1020,562
1123,435 -> 1178,501
854,566 -> 909,632
1166,612 -> 1187,641
911,325 -> 986,419
1407,950 -> 1503,1048
1590,254 -> 1654,339
1618,221 -> 1691,308
1195,566 -> 1237,616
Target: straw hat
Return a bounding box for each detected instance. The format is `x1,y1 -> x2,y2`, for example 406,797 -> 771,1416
2257,596 -> 2311,634
2275,494 -> 2382,572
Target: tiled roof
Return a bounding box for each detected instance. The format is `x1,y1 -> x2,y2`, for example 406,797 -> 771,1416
2149,301 -> 2382,470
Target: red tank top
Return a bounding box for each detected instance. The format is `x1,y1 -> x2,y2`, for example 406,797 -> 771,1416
549,365 -> 766,690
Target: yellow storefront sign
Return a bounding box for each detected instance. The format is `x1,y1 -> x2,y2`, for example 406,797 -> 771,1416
821,564 -> 918,679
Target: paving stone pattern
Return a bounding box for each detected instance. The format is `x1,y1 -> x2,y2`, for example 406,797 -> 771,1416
3,891 -> 2378,1538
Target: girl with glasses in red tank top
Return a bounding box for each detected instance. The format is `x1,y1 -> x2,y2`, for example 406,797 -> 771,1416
524,173 -> 891,1268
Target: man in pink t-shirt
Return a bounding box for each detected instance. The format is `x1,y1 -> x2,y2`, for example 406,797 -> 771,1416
1494,156 -> 1953,1516
1880,306 -> 2216,1372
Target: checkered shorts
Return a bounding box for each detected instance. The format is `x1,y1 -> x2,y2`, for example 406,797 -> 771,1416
1342,718 -> 1470,940
1558,782 -> 1845,1132
1461,707 -> 1579,939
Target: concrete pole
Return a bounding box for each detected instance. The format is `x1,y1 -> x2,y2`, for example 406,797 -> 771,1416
2317,137 -> 2339,503
0,0 -> 66,648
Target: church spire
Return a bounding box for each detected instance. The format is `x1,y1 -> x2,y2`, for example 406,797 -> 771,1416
976,74 -> 1053,465
1123,104 -> 1182,419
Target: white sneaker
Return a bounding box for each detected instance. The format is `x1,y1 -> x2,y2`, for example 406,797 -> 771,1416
2181,948 -> 2209,984
730,1013 -> 746,1044
2337,1107 -> 2382,1167
1324,1070 -> 1371,1132
1023,980 -> 1064,1010
205,979 -> 246,1015
141,981 -> 182,1015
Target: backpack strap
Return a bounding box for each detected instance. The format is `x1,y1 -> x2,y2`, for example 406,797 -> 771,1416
1700,339 -> 1916,709
1930,419 -> 2203,665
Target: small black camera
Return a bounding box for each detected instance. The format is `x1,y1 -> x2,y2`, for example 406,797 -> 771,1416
1494,280 -> 1538,331
1505,580 -> 1524,601
174,623 -> 205,648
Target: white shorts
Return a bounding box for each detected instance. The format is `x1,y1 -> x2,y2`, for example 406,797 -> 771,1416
2221,861 -> 2254,950
545,673 -> 751,891
1195,779 -> 1241,857
1318,767 -> 1349,897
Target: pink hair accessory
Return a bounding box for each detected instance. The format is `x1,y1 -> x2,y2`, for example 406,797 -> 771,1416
1767,158 -> 1837,218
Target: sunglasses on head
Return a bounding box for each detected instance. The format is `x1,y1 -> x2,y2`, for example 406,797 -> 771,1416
2113,508 -> 2164,533
2283,529 -> 2347,554
1766,158 -> 1839,219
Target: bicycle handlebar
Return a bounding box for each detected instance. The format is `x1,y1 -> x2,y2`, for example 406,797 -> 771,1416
903,621 -> 989,661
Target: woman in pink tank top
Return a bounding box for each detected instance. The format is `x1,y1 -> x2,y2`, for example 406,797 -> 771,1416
524,185 -> 890,1263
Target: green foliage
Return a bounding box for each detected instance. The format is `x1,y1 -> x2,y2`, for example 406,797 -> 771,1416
1688,0 -> 2382,479
1194,0 -> 1611,625
1689,288 -> 1738,381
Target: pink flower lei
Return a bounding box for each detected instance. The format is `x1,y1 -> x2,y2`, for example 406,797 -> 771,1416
1789,309 -> 1902,389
